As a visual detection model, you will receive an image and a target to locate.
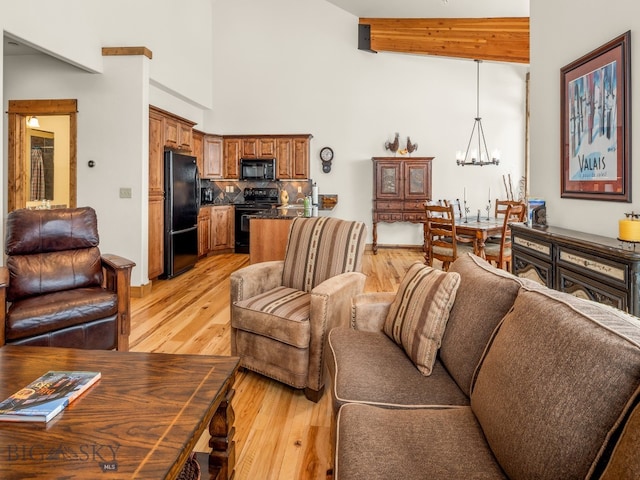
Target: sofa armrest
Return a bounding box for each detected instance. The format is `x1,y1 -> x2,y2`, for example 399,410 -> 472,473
101,254 -> 136,352
230,260 -> 284,303
306,272 -> 367,395
351,292 -> 396,332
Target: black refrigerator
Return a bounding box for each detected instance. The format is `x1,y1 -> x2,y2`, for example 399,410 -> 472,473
162,150 -> 200,279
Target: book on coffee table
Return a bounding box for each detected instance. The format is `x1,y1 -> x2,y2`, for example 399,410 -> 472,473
0,370 -> 101,423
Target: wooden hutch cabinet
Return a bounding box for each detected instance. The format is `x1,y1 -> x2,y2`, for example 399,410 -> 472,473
371,157 -> 433,253
511,224 -> 640,316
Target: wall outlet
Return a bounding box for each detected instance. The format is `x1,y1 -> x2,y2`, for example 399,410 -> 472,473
119,187 -> 132,199
297,186 -> 302,193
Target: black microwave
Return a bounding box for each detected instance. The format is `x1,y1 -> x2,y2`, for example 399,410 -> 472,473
240,159 -> 276,181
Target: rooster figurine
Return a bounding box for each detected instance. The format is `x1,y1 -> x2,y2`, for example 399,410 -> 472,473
384,132 -> 400,153
406,136 -> 418,155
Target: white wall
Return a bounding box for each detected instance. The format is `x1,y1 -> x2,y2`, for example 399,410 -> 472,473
3,54 -> 150,286
2,0 -> 214,107
530,1 -> 640,237
209,0 -> 528,246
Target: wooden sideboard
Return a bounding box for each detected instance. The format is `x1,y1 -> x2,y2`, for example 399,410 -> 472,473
371,157 -> 433,253
511,224 -> 640,316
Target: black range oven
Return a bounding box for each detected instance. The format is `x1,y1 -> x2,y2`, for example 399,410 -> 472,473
234,187 -> 278,253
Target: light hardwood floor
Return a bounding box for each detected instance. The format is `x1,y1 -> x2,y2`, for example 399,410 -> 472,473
130,247 -> 425,480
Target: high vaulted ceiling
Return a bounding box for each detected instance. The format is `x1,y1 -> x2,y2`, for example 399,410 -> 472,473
326,0 -> 529,19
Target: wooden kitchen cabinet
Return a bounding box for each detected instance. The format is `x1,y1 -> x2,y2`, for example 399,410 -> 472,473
291,137 -> 310,179
164,115 -> 193,152
149,109 -> 165,197
241,137 -> 277,159
197,206 -> 211,257
148,109 -> 166,279
203,134 -> 223,178
241,138 -> 257,158
511,224 -> 640,315
258,138 -> 277,157
224,134 -> 311,179
192,130 -> 204,176
275,135 -> 311,179
371,157 -> 433,253
211,206 -> 234,252
276,138 -> 293,178
223,138 -> 241,179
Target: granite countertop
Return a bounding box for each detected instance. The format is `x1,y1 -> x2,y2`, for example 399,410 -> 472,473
251,207 -> 306,219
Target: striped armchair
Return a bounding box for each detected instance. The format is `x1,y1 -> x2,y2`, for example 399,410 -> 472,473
230,217 -> 367,402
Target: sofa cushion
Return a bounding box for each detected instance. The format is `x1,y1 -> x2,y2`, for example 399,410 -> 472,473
471,287 -> 640,480
383,262 -> 461,375
5,287 -> 118,340
328,327 -> 469,409
335,403 -> 507,480
7,247 -> 103,302
281,217 -> 366,292
231,286 -> 311,347
441,253 -> 522,396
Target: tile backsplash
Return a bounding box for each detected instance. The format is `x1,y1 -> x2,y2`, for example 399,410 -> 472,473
201,179 -> 312,205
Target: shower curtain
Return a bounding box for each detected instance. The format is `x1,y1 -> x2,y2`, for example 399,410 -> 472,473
30,147 -> 45,201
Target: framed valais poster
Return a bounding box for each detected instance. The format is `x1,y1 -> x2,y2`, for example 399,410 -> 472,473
560,31 -> 631,202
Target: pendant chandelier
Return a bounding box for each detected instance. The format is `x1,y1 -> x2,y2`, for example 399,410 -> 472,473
456,60 -> 500,166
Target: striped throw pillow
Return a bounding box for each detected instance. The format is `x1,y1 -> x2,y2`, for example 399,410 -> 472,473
383,262 -> 461,376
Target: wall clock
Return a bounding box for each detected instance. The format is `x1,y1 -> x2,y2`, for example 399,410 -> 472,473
320,147 -> 334,173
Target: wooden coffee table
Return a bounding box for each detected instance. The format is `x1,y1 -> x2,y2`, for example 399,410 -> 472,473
0,345 -> 239,480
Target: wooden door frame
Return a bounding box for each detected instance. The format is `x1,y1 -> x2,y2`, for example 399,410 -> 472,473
7,99 -> 78,211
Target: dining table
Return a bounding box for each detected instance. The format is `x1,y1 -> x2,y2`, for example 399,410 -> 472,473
453,216 -> 504,258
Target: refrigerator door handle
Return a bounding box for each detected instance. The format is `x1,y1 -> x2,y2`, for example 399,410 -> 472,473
195,167 -> 201,212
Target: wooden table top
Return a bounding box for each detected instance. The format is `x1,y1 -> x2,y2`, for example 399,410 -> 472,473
455,216 -> 503,231
0,346 -> 239,480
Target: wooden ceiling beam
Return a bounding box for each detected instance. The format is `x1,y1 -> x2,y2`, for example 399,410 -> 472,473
359,17 -> 530,64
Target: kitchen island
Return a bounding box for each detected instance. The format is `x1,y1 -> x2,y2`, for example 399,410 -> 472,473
249,215 -> 294,264
248,198 -> 338,264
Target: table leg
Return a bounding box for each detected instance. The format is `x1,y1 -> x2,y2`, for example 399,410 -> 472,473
423,222 -> 429,265
475,232 -> 488,259
208,383 -> 236,480
372,222 -> 378,254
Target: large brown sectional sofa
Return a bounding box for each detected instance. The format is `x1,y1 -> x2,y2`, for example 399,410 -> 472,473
327,253 -> 640,479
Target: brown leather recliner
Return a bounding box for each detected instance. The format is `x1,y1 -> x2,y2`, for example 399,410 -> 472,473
0,207 -> 135,351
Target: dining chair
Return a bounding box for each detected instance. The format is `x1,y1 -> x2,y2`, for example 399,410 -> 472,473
424,204 -> 474,271
444,198 -> 477,248
484,203 -> 526,271
495,199 -> 525,218
444,199 -> 464,219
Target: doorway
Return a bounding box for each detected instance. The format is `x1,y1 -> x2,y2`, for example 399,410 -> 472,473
7,99 -> 77,211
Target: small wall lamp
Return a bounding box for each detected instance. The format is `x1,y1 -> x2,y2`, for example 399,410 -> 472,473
26,116 -> 40,128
